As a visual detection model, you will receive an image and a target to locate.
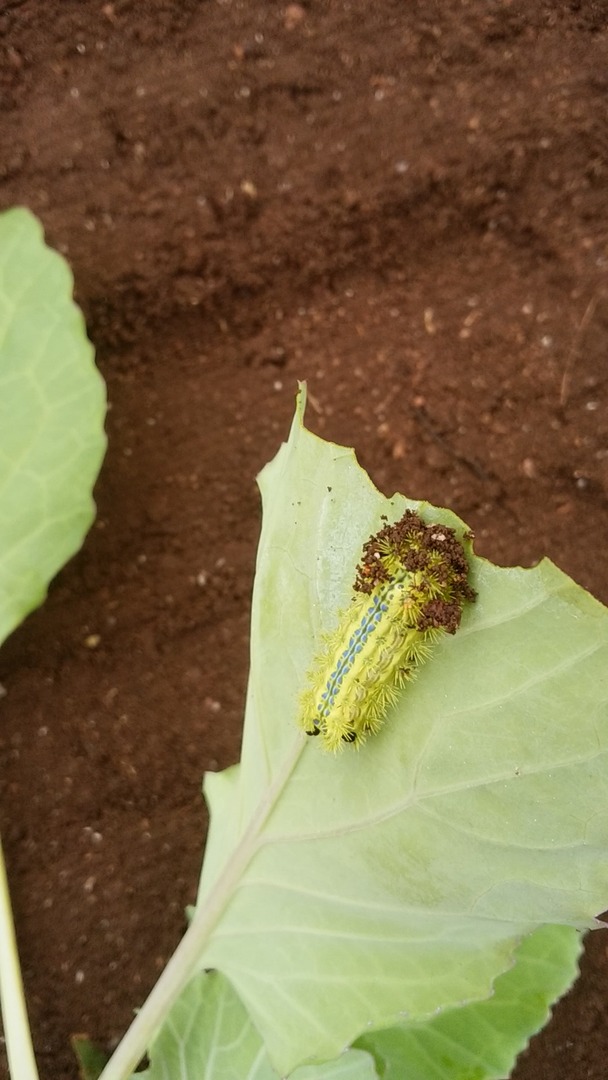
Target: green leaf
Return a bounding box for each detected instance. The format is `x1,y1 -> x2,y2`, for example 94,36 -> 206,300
355,923 -> 582,1079
137,970 -> 378,1080
196,388 -> 608,1072
72,1036 -> 109,1080
0,207 -> 106,648
102,388 -> 607,1080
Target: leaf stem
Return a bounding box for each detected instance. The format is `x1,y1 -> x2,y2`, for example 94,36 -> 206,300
0,834 -> 40,1080
98,735 -> 305,1080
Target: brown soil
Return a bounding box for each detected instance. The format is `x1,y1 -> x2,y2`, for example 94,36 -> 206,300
1,2 -> 607,1078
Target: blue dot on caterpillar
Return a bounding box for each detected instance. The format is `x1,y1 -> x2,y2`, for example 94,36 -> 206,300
299,509 -> 475,752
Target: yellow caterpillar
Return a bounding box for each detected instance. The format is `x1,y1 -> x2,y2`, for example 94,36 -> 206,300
299,510 -> 475,752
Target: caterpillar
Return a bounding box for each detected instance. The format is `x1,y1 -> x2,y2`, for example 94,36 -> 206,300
299,510 -> 475,752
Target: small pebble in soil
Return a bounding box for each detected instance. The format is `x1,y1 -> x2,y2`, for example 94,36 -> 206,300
284,4 -> 306,29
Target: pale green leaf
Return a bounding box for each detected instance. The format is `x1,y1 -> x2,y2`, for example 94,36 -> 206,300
137,970 -> 378,1080
195,388 -> 608,1073
356,923 -> 582,1079
0,207 -> 106,647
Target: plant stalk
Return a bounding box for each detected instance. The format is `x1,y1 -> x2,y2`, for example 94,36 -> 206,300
0,835 -> 40,1080
98,735 -> 305,1080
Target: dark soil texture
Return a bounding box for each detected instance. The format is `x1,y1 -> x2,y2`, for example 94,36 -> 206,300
1,2 -> 608,1078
